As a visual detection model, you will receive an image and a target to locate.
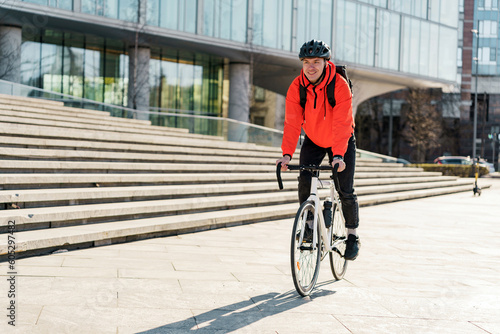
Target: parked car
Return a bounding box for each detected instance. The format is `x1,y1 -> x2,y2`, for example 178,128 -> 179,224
478,159 -> 496,173
434,156 -> 472,165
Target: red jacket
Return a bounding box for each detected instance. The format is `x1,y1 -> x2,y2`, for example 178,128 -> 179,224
281,61 -> 354,158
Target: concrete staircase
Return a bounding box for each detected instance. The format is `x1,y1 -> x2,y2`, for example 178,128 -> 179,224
0,94 -> 474,259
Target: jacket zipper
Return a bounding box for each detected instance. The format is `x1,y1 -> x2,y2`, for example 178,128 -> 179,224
312,86 -> 317,109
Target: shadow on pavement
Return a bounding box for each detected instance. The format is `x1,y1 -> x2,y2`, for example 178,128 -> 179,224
138,288 -> 336,333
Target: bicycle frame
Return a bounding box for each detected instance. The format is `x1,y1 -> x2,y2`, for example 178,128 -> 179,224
305,174 -> 343,258
277,163 -> 344,256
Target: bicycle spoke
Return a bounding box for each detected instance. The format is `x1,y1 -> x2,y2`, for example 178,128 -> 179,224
291,201 -> 321,296
329,202 -> 348,280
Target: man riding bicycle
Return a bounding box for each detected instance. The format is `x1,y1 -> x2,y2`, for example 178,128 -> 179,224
276,39 -> 360,260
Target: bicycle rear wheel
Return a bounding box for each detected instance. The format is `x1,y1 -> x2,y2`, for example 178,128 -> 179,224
329,201 -> 348,280
290,200 -> 321,297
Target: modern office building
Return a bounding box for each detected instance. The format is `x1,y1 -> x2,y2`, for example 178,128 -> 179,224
459,0 -> 500,167
0,0 -> 460,135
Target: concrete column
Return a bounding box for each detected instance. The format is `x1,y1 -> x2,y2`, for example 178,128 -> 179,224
228,62 -> 251,142
0,25 -> 22,84
128,46 -> 150,120
274,93 -> 286,131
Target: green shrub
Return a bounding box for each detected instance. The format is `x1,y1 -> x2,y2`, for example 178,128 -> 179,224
408,164 -> 489,178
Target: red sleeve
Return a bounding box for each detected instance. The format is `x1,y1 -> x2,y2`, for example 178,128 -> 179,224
331,75 -> 353,157
281,78 -> 303,158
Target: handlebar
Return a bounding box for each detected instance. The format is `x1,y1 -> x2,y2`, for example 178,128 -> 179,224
276,163 -> 340,191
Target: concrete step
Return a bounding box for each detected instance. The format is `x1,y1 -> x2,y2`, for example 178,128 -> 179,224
0,191 -> 300,231
0,114 -> 219,141
0,135 -> 281,159
0,106 -> 158,129
0,158 -> 418,173
0,182 -> 479,258
0,135 -> 387,165
0,181 -> 298,207
0,178 -> 474,231
0,94 -> 65,107
0,95 -> 151,126
0,123 -> 274,153
0,99 -> 130,119
0,170 -> 446,189
0,172 -> 297,189
1,177 -> 467,209
0,147 -> 278,164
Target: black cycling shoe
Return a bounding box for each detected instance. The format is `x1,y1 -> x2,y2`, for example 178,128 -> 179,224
296,212 -> 314,243
344,234 -> 360,260
301,224 -> 313,243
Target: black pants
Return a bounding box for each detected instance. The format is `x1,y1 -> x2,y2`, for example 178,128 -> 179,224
298,135 -> 359,229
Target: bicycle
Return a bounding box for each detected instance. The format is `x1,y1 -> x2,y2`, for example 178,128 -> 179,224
276,163 -> 348,297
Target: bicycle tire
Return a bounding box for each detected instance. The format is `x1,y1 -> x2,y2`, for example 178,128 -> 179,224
329,202 -> 348,280
290,200 -> 321,297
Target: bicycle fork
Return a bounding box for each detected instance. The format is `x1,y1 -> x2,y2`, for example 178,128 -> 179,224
304,177 -> 336,255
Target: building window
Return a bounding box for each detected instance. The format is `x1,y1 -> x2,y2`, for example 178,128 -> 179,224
253,0 -> 293,51
254,86 -> 266,102
22,0 -> 72,10
478,0 -> 499,10
457,47 -> 462,67
202,0 -> 247,43
479,20 -> 498,38
478,47 -> 497,65
81,0 -> 138,22
147,0 -> 197,33
336,0 -> 375,66
297,0 -> 333,52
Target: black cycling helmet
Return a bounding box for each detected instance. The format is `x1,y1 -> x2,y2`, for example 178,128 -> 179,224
299,39 -> 331,60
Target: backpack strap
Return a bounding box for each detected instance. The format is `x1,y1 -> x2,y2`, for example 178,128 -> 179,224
326,65 -> 353,109
327,72 -> 336,109
299,83 -> 307,109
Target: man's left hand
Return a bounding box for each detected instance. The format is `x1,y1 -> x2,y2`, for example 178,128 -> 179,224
332,158 -> 346,172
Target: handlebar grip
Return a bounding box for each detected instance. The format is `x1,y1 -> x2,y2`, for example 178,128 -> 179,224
276,162 -> 284,190
332,164 -> 341,193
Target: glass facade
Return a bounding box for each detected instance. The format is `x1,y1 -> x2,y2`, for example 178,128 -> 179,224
252,0 -> 292,50
336,0 -> 458,81
149,49 -> 224,116
20,29 -> 224,115
22,0 -> 138,21
15,0 -> 462,117
202,0 -> 247,42
474,0 -> 500,75
21,30 -> 129,106
22,0 -> 72,10
147,0 -> 197,33
296,0 -> 333,52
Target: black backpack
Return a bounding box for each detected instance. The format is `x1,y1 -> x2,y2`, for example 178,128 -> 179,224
299,65 -> 353,109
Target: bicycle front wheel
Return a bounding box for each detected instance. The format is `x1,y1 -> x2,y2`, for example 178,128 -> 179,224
329,202 -> 348,280
290,200 -> 321,297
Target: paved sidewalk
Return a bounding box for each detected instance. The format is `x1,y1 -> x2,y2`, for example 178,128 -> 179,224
1,178 -> 500,333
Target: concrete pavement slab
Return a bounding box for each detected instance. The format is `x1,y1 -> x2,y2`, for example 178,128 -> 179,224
1,179 -> 499,333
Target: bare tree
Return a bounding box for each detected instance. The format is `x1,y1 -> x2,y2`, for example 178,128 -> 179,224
402,89 -> 442,163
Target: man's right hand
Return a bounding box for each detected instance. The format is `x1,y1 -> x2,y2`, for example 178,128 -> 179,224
276,155 -> 291,171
